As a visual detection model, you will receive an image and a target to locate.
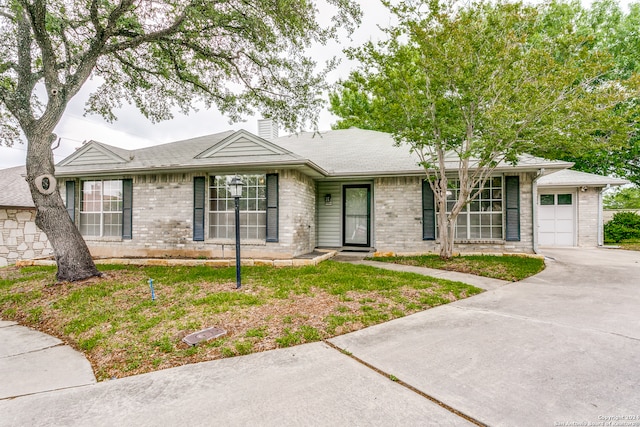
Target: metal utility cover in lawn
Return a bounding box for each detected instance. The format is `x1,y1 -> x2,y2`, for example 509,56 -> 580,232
182,327 -> 227,346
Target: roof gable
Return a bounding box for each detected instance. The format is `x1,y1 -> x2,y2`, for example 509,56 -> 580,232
58,141 -> 129,167
196,129 -> 291,159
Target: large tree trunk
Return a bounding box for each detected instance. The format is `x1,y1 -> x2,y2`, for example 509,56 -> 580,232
25,133 -> 101,282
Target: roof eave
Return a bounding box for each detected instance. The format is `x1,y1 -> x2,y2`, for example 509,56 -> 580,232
55,159 -> 330,178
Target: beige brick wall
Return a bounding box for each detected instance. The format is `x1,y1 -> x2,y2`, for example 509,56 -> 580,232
61,170 -> 317,260
373,173 -> 535,255
0,208 -> 52,267
577,188 -> 600,247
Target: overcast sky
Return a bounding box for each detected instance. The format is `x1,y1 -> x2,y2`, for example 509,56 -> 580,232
0,0 -> 392,169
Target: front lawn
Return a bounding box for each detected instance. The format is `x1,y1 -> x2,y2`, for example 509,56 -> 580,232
368,254 -> 545,281
0,261 -> 481,381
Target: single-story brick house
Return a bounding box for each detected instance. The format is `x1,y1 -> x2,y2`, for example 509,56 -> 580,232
0,166 -> 53,266
54,124 -> 627,259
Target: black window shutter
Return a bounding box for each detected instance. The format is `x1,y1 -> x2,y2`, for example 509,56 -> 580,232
65,180 -> 75,223
193,177 -> 205,241
266,174 -> 279,242
422,180 -> 436,240
122,179 -> 133,240
505,175 -> 520,241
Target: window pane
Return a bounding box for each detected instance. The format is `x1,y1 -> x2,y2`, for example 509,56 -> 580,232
103,213 -> 122,237
79,180 -> 123,237
79,213 -> 100,236
441,177 -> 502,240
493,226 -> 503,239
209,174 -> 267,239
540,194 -> 555,205
81,181 -> 101,212
558,194 -> 572,205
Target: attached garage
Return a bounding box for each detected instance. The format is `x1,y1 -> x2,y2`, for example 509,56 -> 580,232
537,170 -> 628,248
538,191 -> 575,246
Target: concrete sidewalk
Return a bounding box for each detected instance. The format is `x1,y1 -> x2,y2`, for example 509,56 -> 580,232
0,321 -> 96,400
1,248 -> 638,426
347,259 -> 510,290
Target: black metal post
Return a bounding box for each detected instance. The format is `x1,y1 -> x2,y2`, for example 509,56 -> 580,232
234,195 -> 241,289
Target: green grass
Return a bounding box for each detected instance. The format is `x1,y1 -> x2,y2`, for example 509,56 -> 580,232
0,261 -> 485,381
368,254 -> 545,282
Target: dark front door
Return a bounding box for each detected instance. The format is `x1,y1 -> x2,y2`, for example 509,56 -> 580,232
343,185 -> 371,247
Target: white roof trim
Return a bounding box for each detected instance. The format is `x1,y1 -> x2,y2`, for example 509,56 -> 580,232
195,129 -> 294,159
57,141 -> 128,166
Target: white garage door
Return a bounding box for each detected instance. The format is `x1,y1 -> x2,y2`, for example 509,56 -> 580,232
538,193 -> 575,246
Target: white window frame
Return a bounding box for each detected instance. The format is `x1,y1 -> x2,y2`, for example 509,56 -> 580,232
208,174 -> 267,241
79,180 -> 123,238
446,176 -> 504,240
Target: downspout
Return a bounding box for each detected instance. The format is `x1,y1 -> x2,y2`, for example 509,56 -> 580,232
597,184 -> 610,247
532,168 -> 545,254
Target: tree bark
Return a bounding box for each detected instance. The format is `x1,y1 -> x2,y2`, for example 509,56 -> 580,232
25,132 -> 100,282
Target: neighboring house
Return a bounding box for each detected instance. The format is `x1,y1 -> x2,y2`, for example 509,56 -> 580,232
53,123 -> 627,259
0,166 -> 52,267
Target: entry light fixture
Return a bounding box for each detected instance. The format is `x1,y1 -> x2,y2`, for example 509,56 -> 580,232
325,193 -> 332,205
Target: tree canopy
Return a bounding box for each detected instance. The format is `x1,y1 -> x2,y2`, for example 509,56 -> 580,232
331,0 -> 640,185
1,0 -> 361,146
329,0 -> 639,257
0,0 -> 361,281
604,186 -> 640,209
533,0 -> 640,184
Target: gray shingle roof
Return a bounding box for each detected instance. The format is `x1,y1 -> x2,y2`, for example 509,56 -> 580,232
56,130 -> 309,176
272,128 -> 572,176
0,166 -> 34,208
55,127 -> 573,177
538,169 -> 629,187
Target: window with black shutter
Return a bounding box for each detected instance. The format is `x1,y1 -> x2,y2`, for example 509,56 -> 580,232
65,180 -> 75,223
266,173 -> 279,242
422,180 -> 436,240
504,175 -> 520,241
193,177 -> 205,241
122,179 -> 133,240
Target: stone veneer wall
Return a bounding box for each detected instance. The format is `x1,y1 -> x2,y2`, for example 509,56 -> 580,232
0,208 -> 52,267
61,169 -> 316,259
373,172 -> 535,255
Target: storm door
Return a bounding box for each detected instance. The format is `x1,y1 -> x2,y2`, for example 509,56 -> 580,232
343,185 -> 371,247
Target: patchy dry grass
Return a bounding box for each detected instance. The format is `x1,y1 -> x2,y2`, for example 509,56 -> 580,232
618,241 -> 640,251
369,254 -> 545,282
0,261 -> 482,381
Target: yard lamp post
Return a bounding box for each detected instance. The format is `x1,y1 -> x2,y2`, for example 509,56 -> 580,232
228,176 -> 244,289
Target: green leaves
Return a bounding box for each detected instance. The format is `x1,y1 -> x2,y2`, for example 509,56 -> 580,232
0,0 -> 362,143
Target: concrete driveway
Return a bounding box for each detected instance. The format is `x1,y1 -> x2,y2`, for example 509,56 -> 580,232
1,248 -> 638,426
331,248 -> 640,426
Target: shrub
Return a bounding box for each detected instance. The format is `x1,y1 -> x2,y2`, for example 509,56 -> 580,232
604,212 -> 640,243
